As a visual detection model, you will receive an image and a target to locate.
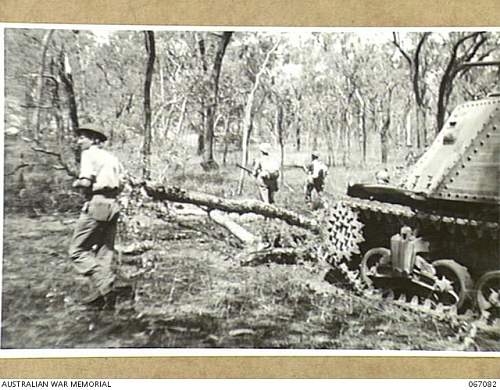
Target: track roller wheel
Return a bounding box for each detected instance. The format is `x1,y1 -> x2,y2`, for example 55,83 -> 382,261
475,271 -> 500,319
432,259 -> 473,310
360,247 -> 391,287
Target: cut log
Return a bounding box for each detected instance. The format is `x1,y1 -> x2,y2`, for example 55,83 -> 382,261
208,209 -> 260,245
142,183 -> 319,232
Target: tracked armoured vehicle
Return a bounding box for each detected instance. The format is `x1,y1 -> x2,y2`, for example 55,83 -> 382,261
329,70 -> 499,318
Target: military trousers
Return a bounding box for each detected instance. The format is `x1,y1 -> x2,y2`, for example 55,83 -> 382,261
258,185 -> 276,204
305,177 -> 325,201
69,195 -> 120,296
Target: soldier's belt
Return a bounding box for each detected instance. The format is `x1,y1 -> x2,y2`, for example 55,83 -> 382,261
92,188 -> 120,198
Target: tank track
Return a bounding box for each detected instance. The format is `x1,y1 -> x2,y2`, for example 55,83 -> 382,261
340,197 -> 499,238
328,197 -> 499,329
360,286 -> 500,336
315,265 -> 499,339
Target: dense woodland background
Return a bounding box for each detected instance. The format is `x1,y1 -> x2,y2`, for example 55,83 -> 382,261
4,28 -> 500,211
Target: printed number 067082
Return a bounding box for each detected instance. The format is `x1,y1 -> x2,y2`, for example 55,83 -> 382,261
468,381 -> 497,388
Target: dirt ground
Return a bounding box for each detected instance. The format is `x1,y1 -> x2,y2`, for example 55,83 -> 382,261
2,209 -> 499,351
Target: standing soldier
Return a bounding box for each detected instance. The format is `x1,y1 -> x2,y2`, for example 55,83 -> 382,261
252,143 -> 280,204
304,151 -> 328,203
69,124 -> 129,309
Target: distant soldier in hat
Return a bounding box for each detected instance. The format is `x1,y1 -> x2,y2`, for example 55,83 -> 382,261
304,150 -> 328,203
68,123 -> 129,309
252,143 -> 280,204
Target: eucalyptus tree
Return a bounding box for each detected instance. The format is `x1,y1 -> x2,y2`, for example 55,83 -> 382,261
5,29 -> 101,175
192,31 -> 233,170
142,31 -> 156,180
434,31 -> 498,131
31,29 -> 55,141
391,32 -> 431,149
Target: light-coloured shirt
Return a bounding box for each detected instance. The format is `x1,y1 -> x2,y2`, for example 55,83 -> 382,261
306,159 -> 328,179
79,145 -> 123,191
253,155 -> 280,179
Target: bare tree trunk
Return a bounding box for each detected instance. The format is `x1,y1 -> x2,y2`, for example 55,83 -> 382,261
237,113 -> 253,194
32,29 -> 55,142
58,51 -> 79,131
275,105 -> 285,185
222,116 -> 230,166
295,125 -> 301,152
415,103 -> 422,149
176,97 -> 188,137
197,116 -> 205,155
73,31 -> 87,113
340,110 -> 348,166
200,32 -> 232,170
294,94 -> 302,152
142,31 -> 156,180
360,109 -> 367,164
380,121 -> 389,164
354,90 -> 367,164
380,88 -> 393,164
202,104 -> 217,168
346,110 -> 353,166
49,59 -> 64,147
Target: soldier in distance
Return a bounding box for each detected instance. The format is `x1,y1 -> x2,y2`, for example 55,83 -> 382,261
304,150 -> 328,203
252,143 -> 280,204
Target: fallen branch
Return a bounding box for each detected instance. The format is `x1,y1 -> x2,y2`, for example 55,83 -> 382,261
238,247 -> 313,266
6,163 -> 32,176
31,146 -> 60,157
142,182 -> 319,233
30,145 -> 77,177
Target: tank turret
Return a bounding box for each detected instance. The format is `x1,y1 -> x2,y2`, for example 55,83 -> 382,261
403,93 -> 499,209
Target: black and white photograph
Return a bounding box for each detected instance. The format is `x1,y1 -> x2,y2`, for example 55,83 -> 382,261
1,25 -> 499,352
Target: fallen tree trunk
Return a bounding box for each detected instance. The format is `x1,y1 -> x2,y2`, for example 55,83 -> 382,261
128,181 -> 321,266
142,183 -> 319,233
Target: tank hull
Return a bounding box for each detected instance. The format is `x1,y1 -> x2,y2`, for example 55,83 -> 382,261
342,84 -> 500,316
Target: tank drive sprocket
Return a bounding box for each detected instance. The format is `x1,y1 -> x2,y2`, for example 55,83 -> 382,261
316,200 -> 365,266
